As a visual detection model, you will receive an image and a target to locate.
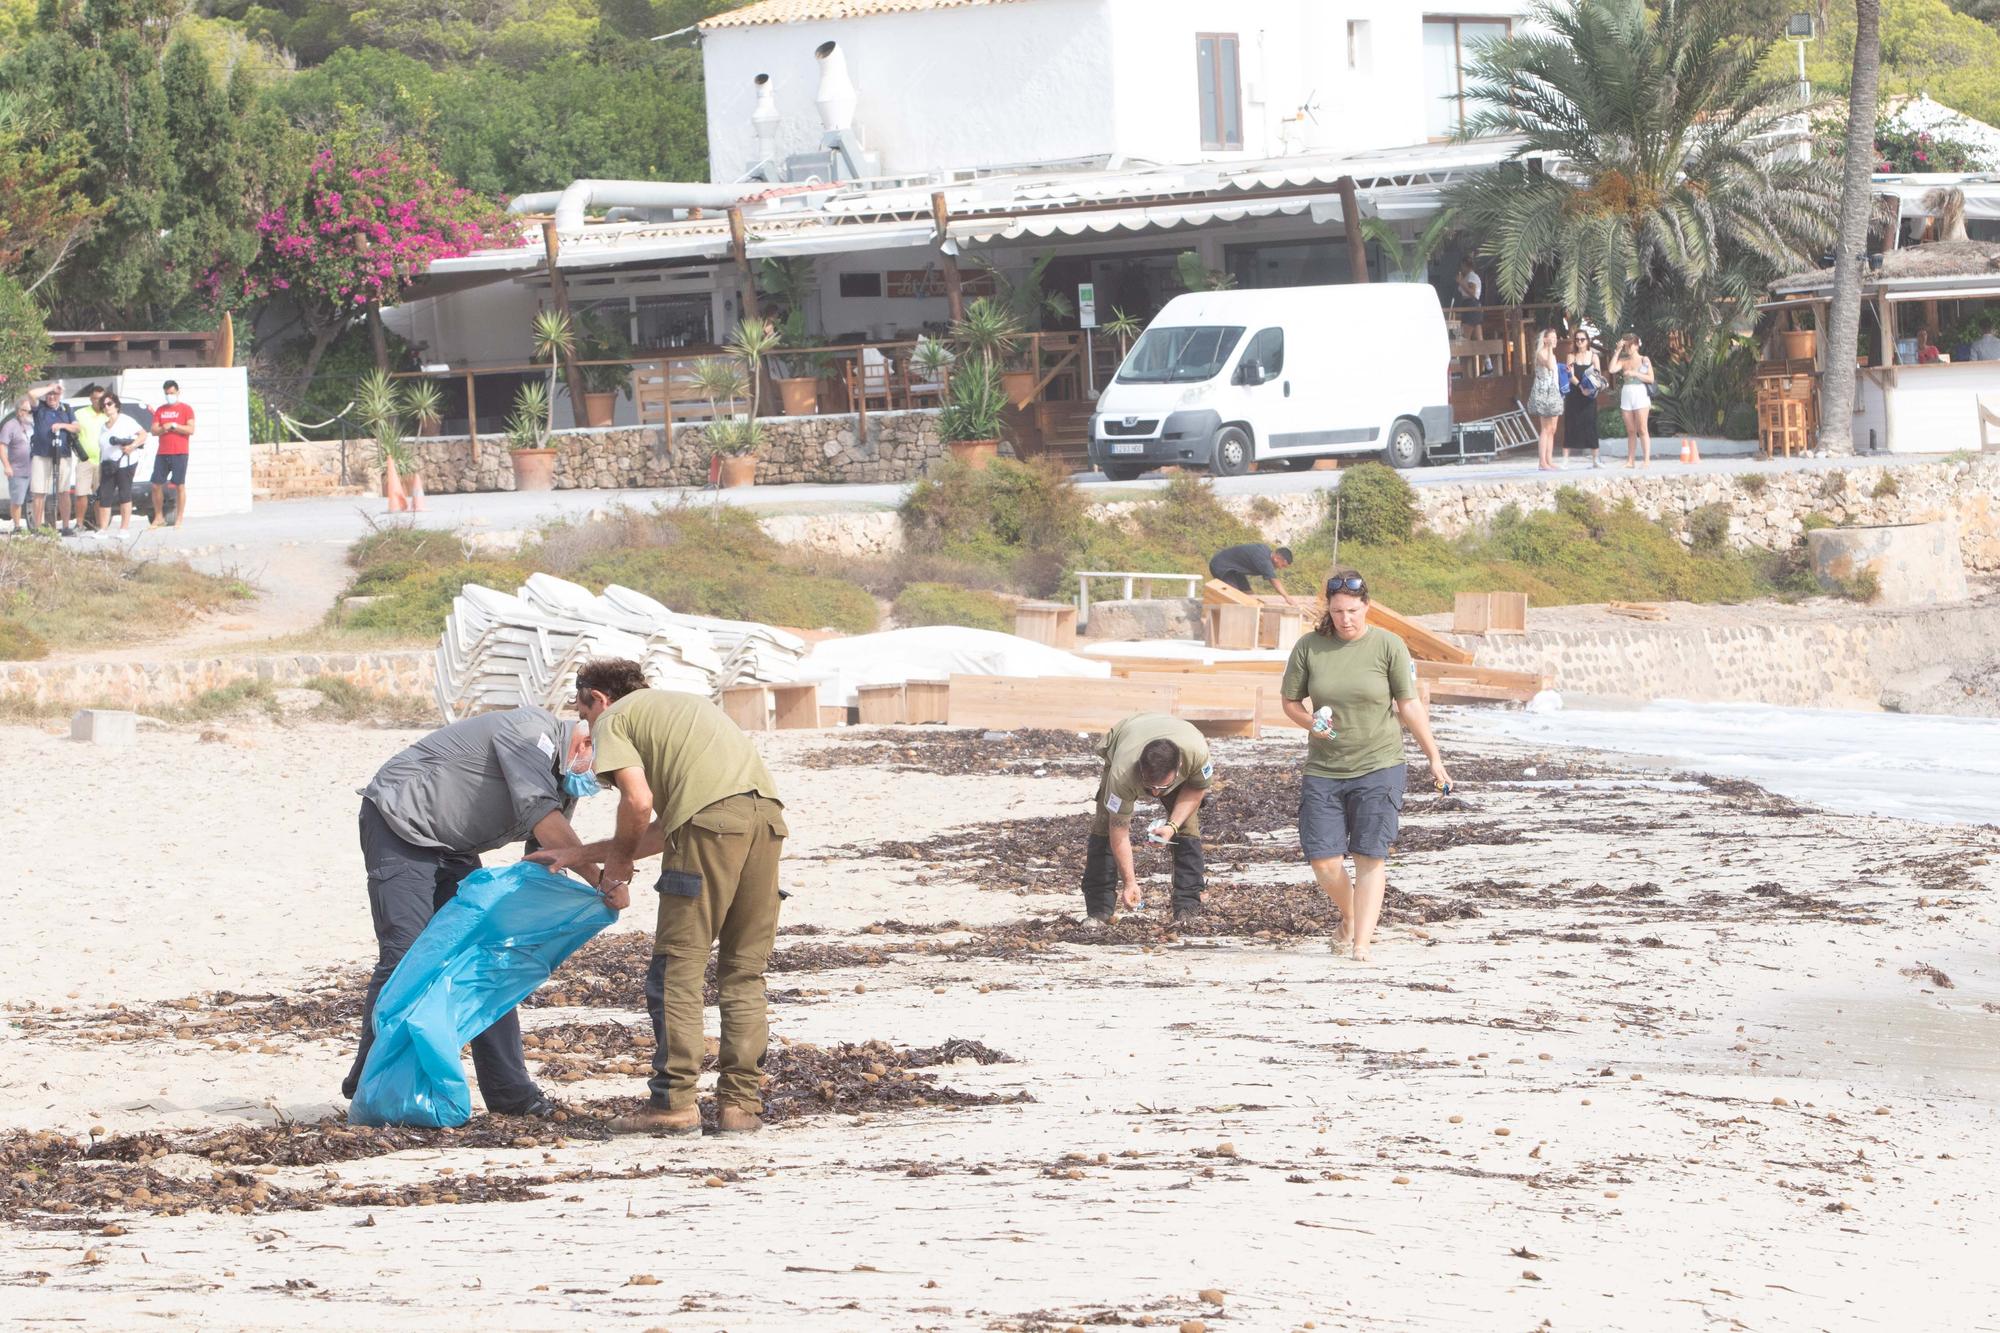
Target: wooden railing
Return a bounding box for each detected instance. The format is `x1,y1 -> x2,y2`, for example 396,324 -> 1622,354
47,324 -> 231,371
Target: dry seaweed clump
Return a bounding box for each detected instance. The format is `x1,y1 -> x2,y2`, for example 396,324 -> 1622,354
801,727 -> 1103,775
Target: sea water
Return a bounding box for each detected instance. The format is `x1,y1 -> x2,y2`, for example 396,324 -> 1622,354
1454,699 -> 2000,827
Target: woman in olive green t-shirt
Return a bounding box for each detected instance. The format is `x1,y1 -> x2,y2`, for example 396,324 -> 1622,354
1279,571 -> 1455,962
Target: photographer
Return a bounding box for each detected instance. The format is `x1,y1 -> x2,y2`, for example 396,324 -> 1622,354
28,383 -> 81,535
95,393 -> 147,531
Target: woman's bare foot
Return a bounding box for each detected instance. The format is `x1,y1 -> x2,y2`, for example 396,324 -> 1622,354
1351,940 -> 1373,962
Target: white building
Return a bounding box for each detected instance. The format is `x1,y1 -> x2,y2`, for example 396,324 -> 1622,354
387,0 -> 1533,439
701,0 -> 1525,178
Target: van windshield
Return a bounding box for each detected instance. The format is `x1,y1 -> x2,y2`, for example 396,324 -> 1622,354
1116,325 -> 1246,383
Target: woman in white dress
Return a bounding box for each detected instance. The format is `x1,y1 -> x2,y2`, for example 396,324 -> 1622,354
1527,327 -> 1564,471
1611,334 -> 1655,468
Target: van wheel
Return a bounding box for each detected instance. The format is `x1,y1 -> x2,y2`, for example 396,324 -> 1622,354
1381,419 -> 1425,470
1209,426 -> 1252,477
1100,463 -> 1144,481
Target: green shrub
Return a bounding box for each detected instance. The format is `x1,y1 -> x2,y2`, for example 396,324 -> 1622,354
1871,472 -> 1899,499
1735,472 -> 1768,496
341,559 -> 530,636
893,582 -> 1012,632
1722,402 -> 1758,441
1800,511 -> 1837,532
900,457 -> 1091,595
1123,473 -> 1260,554
299,674 -> 437,727
0,618 -> 49,661
1330,462 -> 1417,545
349,525 -> 473,575
1598,406 -> 1627,440
1685,504 -> 1732,553
1838,569 -> 1881,603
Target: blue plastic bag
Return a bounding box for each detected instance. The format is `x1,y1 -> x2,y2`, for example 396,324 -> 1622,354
349,862 -> 616,1127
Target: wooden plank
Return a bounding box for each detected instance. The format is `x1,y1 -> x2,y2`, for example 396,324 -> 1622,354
945,674 -> 1174,733
1203,603 -> 1261,650
1259,606 -> 1305,651
1367,601 -> 1476,665
904,679 -> 949,724
1176,707 -> 1259,739
1422,679 -> 1545,704
1013,601 -> 1078,650
818,706 -> 851,728
1202,578 -> 1261,608
1414,660 -> 1549,692
719,684 -> 770,732
1123,672 -> 1289,728
857,684 -> 906,726
771,683 -> 819,731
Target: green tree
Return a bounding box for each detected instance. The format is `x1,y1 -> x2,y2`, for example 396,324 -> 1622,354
1806,0 -> 2000,127
0,272 -> 52,401
1820,0 -> 1884,456
1443,0 -> 1835,338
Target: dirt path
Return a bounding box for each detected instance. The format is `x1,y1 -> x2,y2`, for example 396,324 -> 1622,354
4,717 -> 1998,1329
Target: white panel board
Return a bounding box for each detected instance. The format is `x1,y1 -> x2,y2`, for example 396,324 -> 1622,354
115,366 -> 253,517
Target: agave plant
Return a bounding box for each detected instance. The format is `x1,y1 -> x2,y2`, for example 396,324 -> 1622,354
970,251 -> 1073,330
530,309 -> 575,434
724,317 -> 782,418
1442,0 -> 1834,336
911,334 -> 955,387
1101,308 -> 1144,355
403,378 -> 444,435
690,356 -> 749,420
936,357 -> 1009,445
950,297 -> 1022,372
705,413 -> 765,457
506,380 -> 553,452
355,369 -> 414,470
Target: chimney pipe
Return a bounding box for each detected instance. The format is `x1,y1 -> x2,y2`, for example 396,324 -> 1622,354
815,40 -> 857,135
751,73 -> 781,168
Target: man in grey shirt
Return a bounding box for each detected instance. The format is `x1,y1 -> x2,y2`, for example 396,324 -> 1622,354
343,706 -> 600,1117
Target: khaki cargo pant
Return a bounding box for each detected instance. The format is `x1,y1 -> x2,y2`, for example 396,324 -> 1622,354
644,792 -> 788,1112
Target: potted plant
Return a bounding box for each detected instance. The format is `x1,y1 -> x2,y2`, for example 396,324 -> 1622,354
709,414 -> 764,488
690,354 -> 762,486
506,380 -> 559,491
726,317 -> 782,417
769,310 -> 826,416
1101,308 -> 1143,358
404,378 -> 444,437
1780,325 -> 1817,361
951,297 -> 1029,408
937,357 -> 1008,469
575,312 -> 633,427
910,334 -> 954,399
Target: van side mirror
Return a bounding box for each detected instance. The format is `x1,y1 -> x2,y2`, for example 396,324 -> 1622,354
1237,362 -> 1269,386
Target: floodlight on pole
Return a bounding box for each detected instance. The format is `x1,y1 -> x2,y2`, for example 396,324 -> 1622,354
1788,13 -> 1816,104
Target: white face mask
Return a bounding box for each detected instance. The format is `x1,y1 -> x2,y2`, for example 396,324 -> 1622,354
164,393 -> 178,403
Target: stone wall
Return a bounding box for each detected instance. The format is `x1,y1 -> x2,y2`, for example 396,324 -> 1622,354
0,650 -> 433,711
1461,595 -> 2000,709
1405,455 -> 2000,570
250,439 -> 379,499
404,410 -> 948,493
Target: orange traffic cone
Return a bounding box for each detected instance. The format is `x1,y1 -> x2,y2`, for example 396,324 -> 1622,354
408,471 -> 427,512
1679,437 -> 1697,464
382,455 -> 408,512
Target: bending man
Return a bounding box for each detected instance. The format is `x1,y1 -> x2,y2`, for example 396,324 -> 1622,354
344,704 -> 600,1117
1081,712 -> 1212,925
535,659 -> 789,1137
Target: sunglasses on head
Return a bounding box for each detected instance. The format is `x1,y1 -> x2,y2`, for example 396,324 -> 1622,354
1326,576 -> 1366,595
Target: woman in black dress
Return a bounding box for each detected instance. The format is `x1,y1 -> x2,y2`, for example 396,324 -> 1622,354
1561,328 -> 1604,469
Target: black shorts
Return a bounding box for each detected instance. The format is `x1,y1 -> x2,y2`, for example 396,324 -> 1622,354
97,467 -> 134,508
151,453 -> 188,486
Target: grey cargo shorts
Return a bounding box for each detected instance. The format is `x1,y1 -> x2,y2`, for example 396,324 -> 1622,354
1299,763 -> 1407,860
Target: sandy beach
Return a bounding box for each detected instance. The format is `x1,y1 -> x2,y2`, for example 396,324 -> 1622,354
5,712 -> 1999,1331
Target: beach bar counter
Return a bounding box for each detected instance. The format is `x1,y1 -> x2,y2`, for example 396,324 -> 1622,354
1765,239 -> 2000,455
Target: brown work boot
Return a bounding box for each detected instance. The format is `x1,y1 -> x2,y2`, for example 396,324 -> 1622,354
607,1104 -> 701,1137
715,1104 -> 763,1136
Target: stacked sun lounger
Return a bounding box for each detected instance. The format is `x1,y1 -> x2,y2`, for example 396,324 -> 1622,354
435,576 -> 788,722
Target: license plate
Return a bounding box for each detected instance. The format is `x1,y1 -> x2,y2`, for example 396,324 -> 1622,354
1110,441 -> 1144,455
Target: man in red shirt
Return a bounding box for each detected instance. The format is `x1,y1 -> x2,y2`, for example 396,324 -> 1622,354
149,379 -> 194,527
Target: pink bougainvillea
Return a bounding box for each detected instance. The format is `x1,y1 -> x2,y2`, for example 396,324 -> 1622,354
207,144 -> 514,372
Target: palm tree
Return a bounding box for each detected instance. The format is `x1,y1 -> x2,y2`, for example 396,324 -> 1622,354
1442,0 -> 1834,337
1818,0 -> 1882,455
1360,210 -> 1458,283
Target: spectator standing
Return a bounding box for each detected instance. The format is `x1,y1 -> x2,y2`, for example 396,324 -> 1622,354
72,384 -> 107,532
1562,328 -> 1605,469
29,383 -> 81,535
96,393 -> 147,531
1454,258 -> 1492,374
1529,327 -> 1564,471
1,397 -> 33,532
1611,334 -> 1655,468
149,379 -> 195,527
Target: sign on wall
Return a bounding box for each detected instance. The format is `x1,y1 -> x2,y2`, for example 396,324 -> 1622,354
883,269 -> 998,300
1077,282 -> 1097,329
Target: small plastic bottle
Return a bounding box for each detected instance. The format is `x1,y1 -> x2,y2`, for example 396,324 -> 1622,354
1313,705 -> 1337,738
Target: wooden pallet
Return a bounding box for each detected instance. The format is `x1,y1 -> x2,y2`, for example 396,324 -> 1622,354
946,674 -> 1176,733
1202,578 -> 1262,608
1452,591 -> 1528,636
1607,601 -> 1668,622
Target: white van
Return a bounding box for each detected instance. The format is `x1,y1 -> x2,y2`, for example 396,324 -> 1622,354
1088,283 -> 1451,478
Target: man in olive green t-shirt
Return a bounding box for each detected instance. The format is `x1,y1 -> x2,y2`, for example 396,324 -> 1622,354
1082,712 -> 1213,924
534,660 -> 788,1137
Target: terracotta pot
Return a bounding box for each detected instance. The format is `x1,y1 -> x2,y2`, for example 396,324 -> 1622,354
775,377 -> 819,416
718,454 -> 758,488
1781,330 -> 1816,361
510,447 -> 558,492
1000,369 -> 1035,407
582,391 -> 617,428
947,439 -> 999,470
